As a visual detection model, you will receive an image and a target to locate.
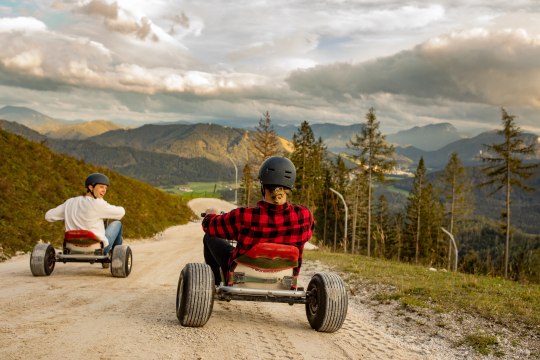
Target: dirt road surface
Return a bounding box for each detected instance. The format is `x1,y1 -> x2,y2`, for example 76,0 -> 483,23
1,198 -> 449,360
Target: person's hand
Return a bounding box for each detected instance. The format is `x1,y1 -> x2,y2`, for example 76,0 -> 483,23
205,208 -> 219,215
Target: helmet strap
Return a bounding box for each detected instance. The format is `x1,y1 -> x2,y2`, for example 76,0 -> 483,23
87,186 -> 97,199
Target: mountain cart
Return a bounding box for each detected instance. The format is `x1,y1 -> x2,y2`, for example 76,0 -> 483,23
176,242 -> 348,332
30,230 -> 132,278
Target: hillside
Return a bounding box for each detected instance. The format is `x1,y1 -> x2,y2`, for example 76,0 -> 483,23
0,120 -> 234,186
0,105 -> 70,133
89,123 -> 293,165
0,128 -> 195,257
0,119 -> 46,142
47,138 -> 233,186
45,119 -> 123,139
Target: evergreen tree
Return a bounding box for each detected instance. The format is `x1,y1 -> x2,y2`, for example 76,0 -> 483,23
391,213 -> 404,261
240,163 -> 255,207
404,158 -> 445,265
438,152 -> 473,270
479,107 -> 539,278
314,169 -> 334,248
404,157 -> 427,264
421,183 -> 445,266
374,194 -> 391,258
349,168 -> 368,255
290,121 -> 327,210
348,108 -> 395,257
331,156 -> 349,252
252,111 -> 279,163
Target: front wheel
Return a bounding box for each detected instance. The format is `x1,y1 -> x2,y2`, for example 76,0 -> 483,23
176,263 -> 215,327
110,245 -> 132,278
30,243 -> 56,276
305,272 -> 348,332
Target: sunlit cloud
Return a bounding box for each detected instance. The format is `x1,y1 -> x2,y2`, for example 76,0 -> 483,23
0,1 -> 540,135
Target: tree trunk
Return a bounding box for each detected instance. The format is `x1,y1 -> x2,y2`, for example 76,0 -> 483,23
448,174 -> 456,271
505,170 -> 511,278
351,179 -> 359,254
367,168 -> 372,257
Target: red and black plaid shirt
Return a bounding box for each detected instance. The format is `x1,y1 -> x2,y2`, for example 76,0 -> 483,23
202,200 -> 314,274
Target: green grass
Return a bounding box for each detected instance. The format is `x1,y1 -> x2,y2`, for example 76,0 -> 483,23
457,333 -> 500,356
304,250 -> 540,329
160,181 -> 237,199
0,129 -> 196,256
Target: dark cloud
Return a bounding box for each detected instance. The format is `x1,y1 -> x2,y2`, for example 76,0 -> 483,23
286,29 -> 540,108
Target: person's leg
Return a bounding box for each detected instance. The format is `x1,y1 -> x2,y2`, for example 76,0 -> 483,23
203,234 -> 233,285
104,220 -> 123,255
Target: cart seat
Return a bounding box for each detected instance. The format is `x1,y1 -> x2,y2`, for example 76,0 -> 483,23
63,230 -> 104,255
234,243 -> 299,271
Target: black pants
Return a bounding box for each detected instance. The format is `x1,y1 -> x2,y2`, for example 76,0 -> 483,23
203,234 -> 234,285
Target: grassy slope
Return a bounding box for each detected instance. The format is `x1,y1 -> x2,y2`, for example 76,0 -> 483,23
0,129 -> 195,256
305,250 -> 540,330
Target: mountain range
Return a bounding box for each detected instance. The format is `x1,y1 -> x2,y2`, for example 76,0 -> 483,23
0,120 -> 234,186
1,105 -> 539,173
1,106 -> 538,235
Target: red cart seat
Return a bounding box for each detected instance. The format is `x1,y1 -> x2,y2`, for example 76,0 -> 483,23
63,230 -> 103,255
234,243 -> 299,271
231,243 -> 300,289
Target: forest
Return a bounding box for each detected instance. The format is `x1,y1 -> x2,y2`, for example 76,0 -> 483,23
238,109 -> 540,283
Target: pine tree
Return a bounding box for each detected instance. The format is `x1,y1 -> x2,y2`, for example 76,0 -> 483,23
240,163 -> 255,207
349,168 -> 368,255
438,152 -> 473,270
348,108 -> 395,257
252,111 -> 280,163
314,169 -> 333,247
403,158 -> 445,265
290,121 -> 327,210
404,157 -> 427,264
374,194 -> 391,258
332,155 -> 350,252
479,107 -> 539,278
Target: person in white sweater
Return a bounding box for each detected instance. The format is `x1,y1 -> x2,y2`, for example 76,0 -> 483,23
45,173 -> 125,255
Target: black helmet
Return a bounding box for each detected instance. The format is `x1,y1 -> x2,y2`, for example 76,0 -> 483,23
258,156 -> 296,189
85,173 -> 110,189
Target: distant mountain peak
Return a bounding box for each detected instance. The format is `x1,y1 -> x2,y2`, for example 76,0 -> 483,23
387,122 -> 462,151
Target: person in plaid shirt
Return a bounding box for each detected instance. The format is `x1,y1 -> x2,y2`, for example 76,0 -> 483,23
202,156 -> 314,286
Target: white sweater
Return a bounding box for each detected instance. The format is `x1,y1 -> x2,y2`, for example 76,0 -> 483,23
45,196 -> 125,247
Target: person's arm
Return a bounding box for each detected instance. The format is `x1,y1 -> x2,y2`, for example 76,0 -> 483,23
45,202 -> 66,222
98,199 -> 125,220
202,208 -> 241,240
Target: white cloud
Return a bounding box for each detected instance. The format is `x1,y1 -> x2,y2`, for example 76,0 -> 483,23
1,1 -> 540,135
0,16 -> 47,32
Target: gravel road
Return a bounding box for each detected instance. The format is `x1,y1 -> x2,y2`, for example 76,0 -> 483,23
1,198 -> 474,360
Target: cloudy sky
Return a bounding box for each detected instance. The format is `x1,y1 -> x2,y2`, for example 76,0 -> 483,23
1,0 -> 539,135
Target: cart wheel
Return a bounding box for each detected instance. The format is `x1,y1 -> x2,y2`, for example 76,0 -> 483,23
110,245 -> 132,278
30,243 -> 56,276
305,272 -> 348,332
176,263 -> 215,327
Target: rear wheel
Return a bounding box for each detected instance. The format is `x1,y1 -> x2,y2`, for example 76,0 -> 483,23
176,263 -> 215,327
30,243 -> 56,276
305,272 -> 348,332
110,245 -> 132,278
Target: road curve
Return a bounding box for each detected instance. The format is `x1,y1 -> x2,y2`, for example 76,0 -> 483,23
0,198 -> 432,360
